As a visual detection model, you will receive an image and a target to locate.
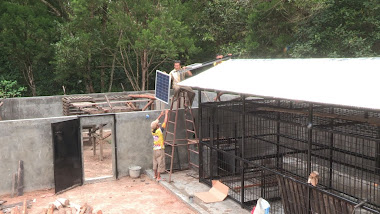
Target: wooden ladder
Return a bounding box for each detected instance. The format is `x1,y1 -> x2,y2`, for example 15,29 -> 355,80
164,89 -> 199,182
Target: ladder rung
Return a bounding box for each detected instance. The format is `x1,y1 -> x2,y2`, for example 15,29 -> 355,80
187,139 -> 198,143
166,131 -> 174,135
185,119 -> 194,123
165,153 -> 173,158
164,142 -> 174,146
168,121 -> 176,124
186,130 -> 196,134
188,149 -> 199,154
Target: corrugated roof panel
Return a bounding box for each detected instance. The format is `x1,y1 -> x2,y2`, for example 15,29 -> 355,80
178,58 -> 380,110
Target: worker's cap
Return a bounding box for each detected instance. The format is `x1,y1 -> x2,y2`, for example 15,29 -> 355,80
151,119 -> 159,129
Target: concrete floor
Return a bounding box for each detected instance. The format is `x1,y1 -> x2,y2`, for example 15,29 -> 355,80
145,169 -> 250,214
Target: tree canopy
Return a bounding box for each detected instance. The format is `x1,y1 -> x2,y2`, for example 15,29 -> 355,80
0,0 -> 379,96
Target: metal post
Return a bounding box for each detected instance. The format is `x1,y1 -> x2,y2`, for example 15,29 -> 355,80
307,103 -> 313,213
210,107 -> 215,180
198,89 -> 203,180
241,95 -> 246,207
276,100 -> 281,170
329,107 -> 334,189
376,126 -> 380,175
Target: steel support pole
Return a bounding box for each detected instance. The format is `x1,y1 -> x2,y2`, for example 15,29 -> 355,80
307,103 -> 313,212
198,89 -> 203,180
241,95 -> 246,207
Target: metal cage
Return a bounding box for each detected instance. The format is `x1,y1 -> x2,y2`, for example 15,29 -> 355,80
198,96 -> 380,213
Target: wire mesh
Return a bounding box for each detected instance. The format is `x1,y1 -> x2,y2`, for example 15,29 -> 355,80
199,98 -> 380,213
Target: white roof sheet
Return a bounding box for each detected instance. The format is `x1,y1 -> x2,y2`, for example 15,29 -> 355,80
178,58 -> 380,110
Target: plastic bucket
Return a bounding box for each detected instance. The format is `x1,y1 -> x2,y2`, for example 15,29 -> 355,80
129,166 -> 142,178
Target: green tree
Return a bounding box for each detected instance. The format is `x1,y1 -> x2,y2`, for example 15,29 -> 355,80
184,0 -> 251,59
245,0 -> 329,58
54,0 -> 109,94
0,0 -> 59,96
109,0 -> 198,91
0,80 -> 26,98
290,0 -> 380,57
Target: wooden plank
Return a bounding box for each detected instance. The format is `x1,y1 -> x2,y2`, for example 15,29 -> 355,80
299,183 -> 308,214
99,126 -> 104,161
11,206 -> 20,214
47,204 -> 54,214
11,173 -> 18,198
328,194 -> 337,214
341,200 -> 352,214
310,189 -> 320,214
105,95 -> 112,108
346,202 -> 354,214
323,194 -> 331,214
127,94 -> 156,99
317,191 -> 326,214
291,180 -> 302,214
142,100 -> 154,111
17,161 -> 23,196
0,200 -> 32,210
285,178 -> 297,214
334,197 -> 342,214
21,199 -> 27,214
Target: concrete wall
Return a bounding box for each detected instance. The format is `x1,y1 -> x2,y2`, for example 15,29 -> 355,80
0,109 -> 195,195
0,91 -> 156,121
0,89 -> 235,195
115,109 -> 197,177
0,90 -> 232,121
0,116 -> 77,195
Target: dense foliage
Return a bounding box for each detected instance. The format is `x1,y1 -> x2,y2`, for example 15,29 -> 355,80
0,0 -> 379,96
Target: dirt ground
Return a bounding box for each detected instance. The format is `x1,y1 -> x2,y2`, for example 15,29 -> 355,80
0,175 -> 196,214
83,142 -> 113,179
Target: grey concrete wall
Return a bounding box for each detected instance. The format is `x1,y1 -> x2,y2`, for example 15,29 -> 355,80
1,90 -> 236,121
0,108 -> 198,195
0,89 -> 235,195
0,91 -> 156,121
115,109 -> 197,177
0,116 -> 77,195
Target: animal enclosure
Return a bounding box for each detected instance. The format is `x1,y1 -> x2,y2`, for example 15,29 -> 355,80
198,98 -> 380,213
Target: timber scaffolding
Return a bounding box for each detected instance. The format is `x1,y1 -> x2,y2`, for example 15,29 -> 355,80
62,93 -> 156,115
198,96 -> 380,213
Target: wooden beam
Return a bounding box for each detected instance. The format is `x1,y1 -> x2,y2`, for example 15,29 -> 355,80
22,199 -> 27,214
128,94 -> 156,99
17,161 -> 23,196
11,173 -> 17,198
99,126 -> 104,161
142,100 -> 154,111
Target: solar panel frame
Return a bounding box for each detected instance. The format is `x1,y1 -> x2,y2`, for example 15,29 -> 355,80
155,70 -> 171,104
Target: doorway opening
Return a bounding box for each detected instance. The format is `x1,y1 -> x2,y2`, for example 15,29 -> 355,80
82,122 -> 114,181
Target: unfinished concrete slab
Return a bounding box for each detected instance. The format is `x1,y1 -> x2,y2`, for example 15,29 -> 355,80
145,169 -> 250,214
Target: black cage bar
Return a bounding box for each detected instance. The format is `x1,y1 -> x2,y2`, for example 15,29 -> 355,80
199,96 -> 380,213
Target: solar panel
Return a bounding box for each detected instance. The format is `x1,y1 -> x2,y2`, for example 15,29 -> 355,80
155,70 -> 171,104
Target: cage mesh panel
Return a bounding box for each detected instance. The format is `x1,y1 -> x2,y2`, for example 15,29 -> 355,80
199,99 -> 380,213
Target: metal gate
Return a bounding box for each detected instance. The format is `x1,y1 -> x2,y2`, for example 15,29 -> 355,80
52,119 -> 82,193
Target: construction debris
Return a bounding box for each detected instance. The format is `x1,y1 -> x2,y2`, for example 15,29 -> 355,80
62,94 -> 156,116
39,198 -> 101,214
0,199 -> 31,214
194,180 -> 229,203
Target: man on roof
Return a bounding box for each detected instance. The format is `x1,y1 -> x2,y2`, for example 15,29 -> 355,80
169,60 -> 195,107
